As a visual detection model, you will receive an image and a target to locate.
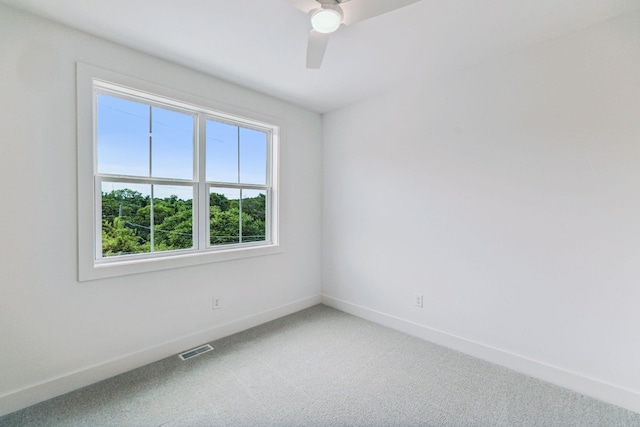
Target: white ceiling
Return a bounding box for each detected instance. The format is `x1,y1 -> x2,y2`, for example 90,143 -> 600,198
3,0 -> 640,113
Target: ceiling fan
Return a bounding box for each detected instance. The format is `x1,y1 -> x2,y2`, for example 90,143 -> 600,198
284,0 -> 422,68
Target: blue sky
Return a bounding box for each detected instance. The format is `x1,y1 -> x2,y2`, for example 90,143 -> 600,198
97,93 -> 267,200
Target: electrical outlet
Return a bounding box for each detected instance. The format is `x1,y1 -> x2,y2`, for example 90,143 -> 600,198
415,294 -> 423,308
212,297 -> 221,310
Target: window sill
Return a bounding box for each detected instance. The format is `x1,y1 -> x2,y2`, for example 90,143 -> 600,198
79,244 -> 283,282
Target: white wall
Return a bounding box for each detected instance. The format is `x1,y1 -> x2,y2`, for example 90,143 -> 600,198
323,11 -> 640,411
0,4 -> 322,415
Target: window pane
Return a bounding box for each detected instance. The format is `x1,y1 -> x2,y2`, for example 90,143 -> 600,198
152,185 -> 194,252
206,120 -> 238,183
101,182 -> 151,257
97,94 -> 150,176
101,183 -> 194,257
241,189 -> 266,243
239,128 -> 267,185
210,188 -> 240,245
151,107 -> 194,180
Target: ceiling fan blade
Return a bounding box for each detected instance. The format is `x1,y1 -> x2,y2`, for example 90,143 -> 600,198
306,29 -> 331,69
283,0 -> 318,14
341,0 -> 421,26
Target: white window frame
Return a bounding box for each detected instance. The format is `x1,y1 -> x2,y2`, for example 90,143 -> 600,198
77,63 -> 281,281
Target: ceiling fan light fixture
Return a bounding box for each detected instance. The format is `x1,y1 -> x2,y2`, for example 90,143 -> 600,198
311,7 -> 342,33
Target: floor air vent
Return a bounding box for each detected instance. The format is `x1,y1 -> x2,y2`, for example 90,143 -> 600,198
179,344 -> 214,361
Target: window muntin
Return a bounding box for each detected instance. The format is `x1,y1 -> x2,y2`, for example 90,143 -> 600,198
93,83 -> 276,265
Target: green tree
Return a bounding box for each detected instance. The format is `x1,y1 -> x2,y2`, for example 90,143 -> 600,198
156,209 -> 193,250
241,211 -> 265,242
210,192 -> 230,212
210,207 -> 240,245
102,188 -> 148,221
101,188 -> 266,253
102,217 -> 144,256
242,193 -> 266,222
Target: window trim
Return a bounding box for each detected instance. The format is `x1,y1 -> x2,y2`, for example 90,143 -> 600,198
77,63 -> 282,281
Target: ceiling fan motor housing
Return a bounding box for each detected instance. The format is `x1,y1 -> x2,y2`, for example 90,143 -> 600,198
310,2 -> 344,33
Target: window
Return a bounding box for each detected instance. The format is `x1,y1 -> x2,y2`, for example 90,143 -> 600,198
77,64 -> 280,280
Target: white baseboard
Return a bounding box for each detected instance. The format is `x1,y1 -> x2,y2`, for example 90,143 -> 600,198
322,294 -> 640,414
0,295 -> 322,417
